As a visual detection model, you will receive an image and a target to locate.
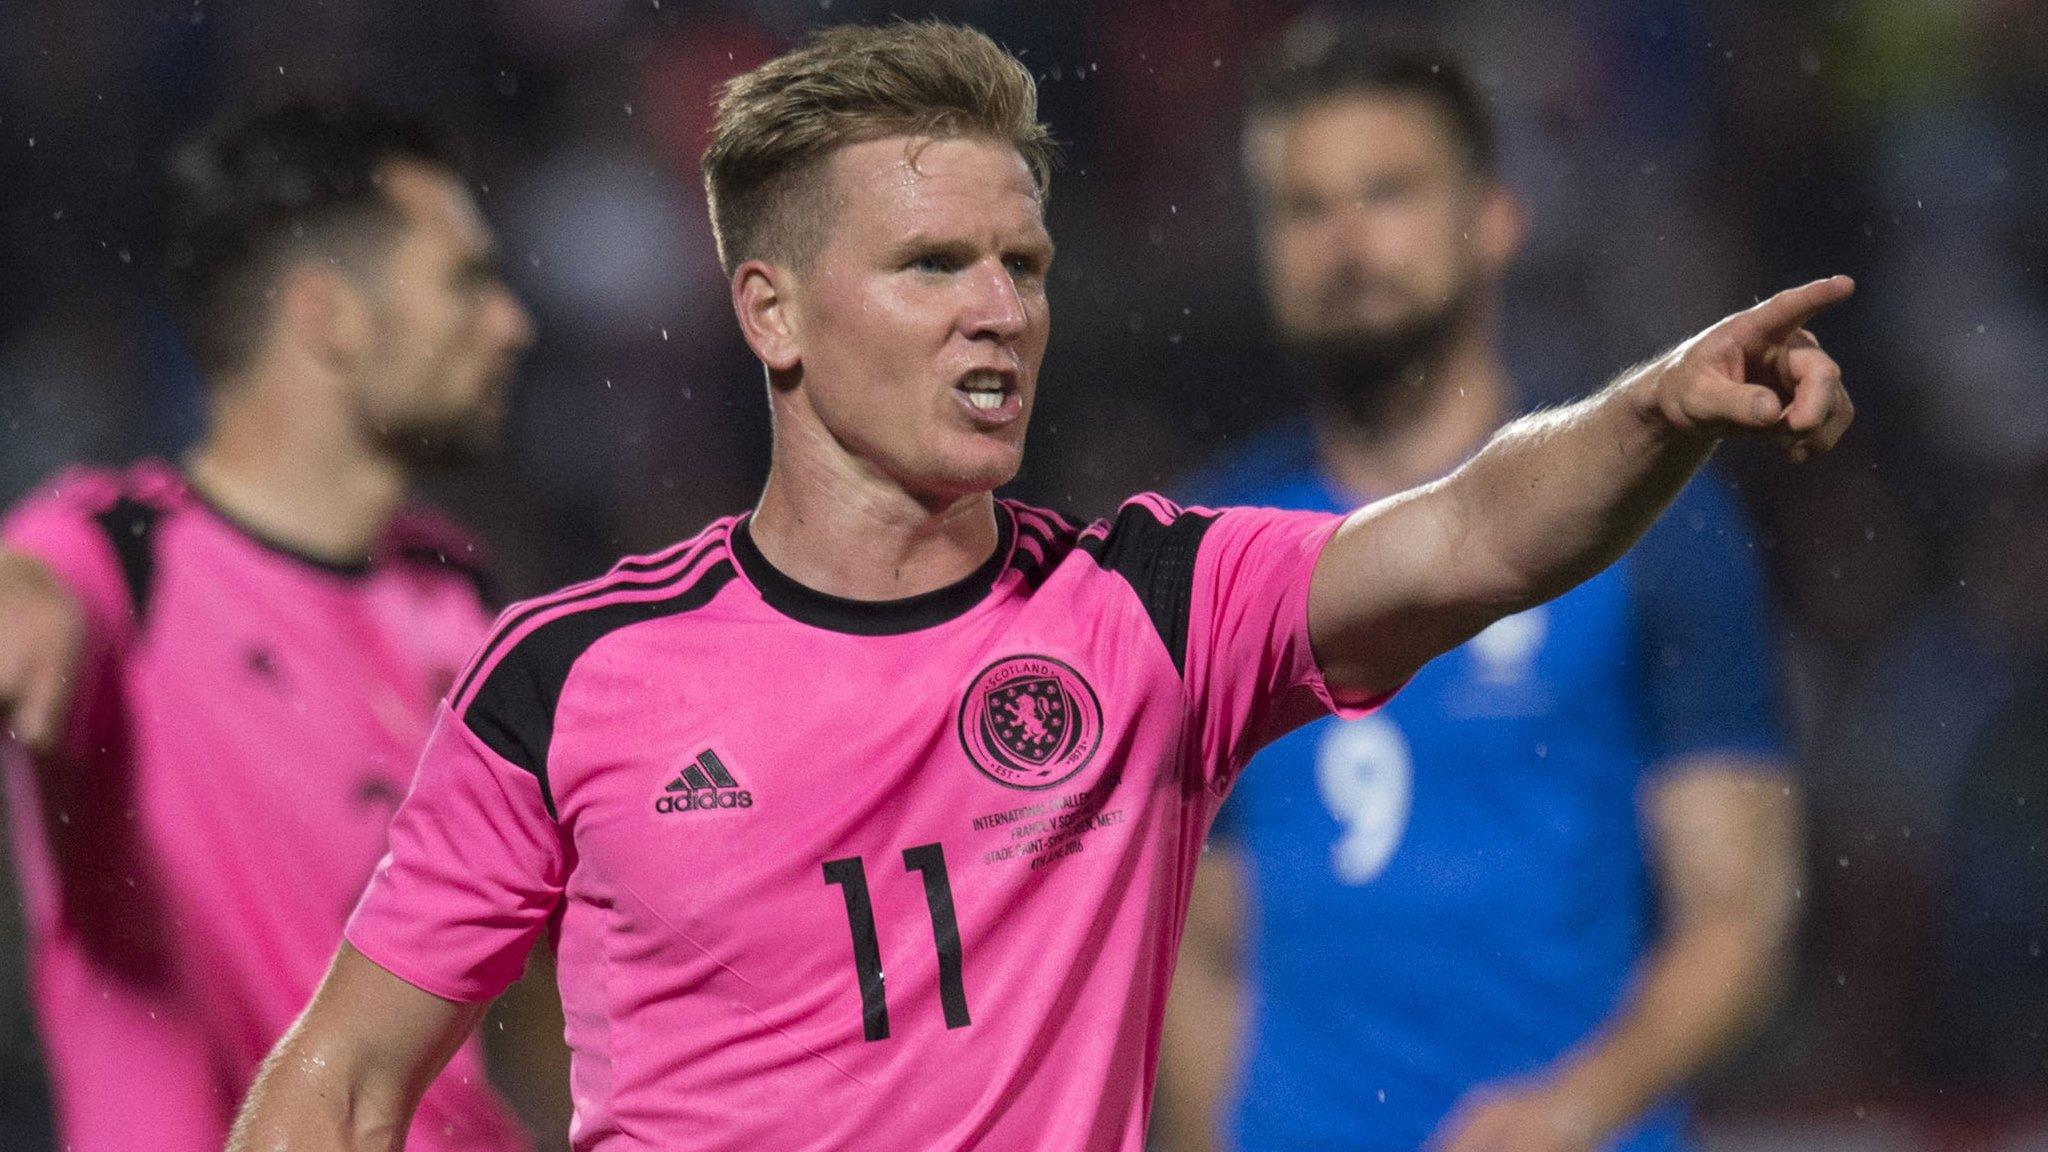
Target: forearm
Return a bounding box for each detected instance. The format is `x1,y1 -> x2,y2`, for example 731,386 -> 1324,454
1156,955 -> 1237,1152
227,945 -> 488,1152
1310,279 -> 1852,699
1546,769 -> 1805,1140
1545,908 -> 1794,1140
226,1024 -> 417,1152
1439,371 -> 1711,613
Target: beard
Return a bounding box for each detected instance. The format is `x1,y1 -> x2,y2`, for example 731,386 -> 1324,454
368,404 -> 502,472
1284,273 -> 1479,430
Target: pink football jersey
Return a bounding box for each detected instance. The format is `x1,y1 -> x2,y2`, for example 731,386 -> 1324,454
347,495 -> 1378,1150
1,461 -> 530,1152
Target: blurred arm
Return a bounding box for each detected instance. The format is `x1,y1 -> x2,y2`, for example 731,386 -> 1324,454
1433,760 -> 1804,1152
1156,846 -> 1248,1152
1309,279 -> 1853,700
1552,762 -> 1805,1138
0,549 -> 85,754
228,943 -> 491,1152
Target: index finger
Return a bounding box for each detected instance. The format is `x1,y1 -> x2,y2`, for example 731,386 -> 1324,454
1720,276 -> 1855,346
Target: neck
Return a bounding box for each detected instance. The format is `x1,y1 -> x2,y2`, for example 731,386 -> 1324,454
184,369 -> 408,565
748,419 -> 1000,602
1310,319 -> 1509,502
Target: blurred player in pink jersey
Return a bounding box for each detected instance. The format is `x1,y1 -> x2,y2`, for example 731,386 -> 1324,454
228,22 -> 1854,1152
0,103 -> 537,1150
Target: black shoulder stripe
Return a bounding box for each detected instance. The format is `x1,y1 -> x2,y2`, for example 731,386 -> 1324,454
1077,504 -> 1216,674
91,497 -> 163,622
451,535 -> 723,706
1008,506 -> 1082,590
398,545 -> 499,608
463,559 -> 738,819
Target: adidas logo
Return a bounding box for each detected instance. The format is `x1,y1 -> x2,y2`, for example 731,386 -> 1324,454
654,748 -> 753,814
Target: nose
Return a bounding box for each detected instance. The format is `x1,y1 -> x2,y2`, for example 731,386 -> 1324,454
494,287 -> 537,352
961,259 -> 1028,344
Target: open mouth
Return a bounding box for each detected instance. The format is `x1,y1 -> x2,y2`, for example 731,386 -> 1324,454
956,368 -> 1016,413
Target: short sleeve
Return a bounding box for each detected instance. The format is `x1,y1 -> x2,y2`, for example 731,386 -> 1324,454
1626,471 -> 1790,773
345,704 -> 568,1003
1,469 -> 150,760
1182,504 -> 1383,789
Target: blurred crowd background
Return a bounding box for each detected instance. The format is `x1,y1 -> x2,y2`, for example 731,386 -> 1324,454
2,0 -> 2044,1148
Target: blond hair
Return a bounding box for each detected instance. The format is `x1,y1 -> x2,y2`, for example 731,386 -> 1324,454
702,19 -> 1055,273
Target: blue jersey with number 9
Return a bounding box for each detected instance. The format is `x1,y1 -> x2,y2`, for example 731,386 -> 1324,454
1188,427 -> 1788,1152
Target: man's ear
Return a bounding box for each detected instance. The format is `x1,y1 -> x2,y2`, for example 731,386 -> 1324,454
1473,181 -> 1526,277
276,262 -> 373,372
732,258 -> 801,373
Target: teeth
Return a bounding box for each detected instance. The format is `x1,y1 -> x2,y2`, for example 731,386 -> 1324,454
959,370 -> 1007,412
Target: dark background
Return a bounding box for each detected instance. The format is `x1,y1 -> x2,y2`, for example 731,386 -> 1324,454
2,1 -> 2045,1148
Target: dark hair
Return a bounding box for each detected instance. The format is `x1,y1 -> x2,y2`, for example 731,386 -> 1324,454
157,101 -> 459,377
1245,18 -> 1497,178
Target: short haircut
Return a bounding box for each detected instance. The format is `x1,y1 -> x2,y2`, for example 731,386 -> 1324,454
157,101 -> 458,378
702,19 -> 1056,275
1245,18 -> 1498,184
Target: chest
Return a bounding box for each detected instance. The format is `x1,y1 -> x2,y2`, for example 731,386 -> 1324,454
128,549 -> 481,791
545,607 -> 1200,926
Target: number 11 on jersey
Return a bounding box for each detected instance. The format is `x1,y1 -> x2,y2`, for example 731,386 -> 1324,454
824,843 -> 972,1042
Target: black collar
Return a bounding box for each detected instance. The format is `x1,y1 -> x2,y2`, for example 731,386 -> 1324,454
185,478 -> 376,577
730,507 -> 1013,635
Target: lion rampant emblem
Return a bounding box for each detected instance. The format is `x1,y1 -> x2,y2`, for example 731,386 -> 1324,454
958,655 -> 1103,789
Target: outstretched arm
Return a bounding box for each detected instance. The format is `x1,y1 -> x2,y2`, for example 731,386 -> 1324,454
1308,277 -> 1854,699
228,943 -> 489,1152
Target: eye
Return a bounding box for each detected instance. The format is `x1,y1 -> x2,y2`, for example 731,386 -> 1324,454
909,251 -> 962,274
1279,194 -> 1330,225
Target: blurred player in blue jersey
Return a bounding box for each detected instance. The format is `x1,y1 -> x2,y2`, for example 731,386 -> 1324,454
1157,20 -> 1804,1152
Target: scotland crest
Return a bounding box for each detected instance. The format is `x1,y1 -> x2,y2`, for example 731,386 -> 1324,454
958,655 -> 1103,790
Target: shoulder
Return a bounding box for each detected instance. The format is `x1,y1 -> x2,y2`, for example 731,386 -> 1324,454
453,516 -> 743,716
387,503 -> 497,606
3,459 -> 189,618
447,517 -> 744,804
1024,494 -> 1224,673
1074,493 -> 1220,572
